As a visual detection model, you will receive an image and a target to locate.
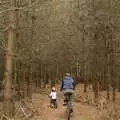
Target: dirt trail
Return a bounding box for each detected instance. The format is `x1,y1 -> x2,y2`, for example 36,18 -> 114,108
32,92 -> 100,120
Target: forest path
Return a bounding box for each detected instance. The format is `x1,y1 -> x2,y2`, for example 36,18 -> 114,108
32,88 -> 100,120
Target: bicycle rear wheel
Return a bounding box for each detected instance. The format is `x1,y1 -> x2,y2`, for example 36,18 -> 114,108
66,101 -> 70,120
66,96 -> 71,120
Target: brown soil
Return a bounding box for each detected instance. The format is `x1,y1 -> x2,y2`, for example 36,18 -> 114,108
32,90 -> 100,120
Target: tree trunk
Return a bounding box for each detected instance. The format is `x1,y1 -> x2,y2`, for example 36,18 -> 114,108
107,84 -> 110,100
112,87 -> 116,102
3,0 -> 16,117
118,77 -> 120,92
93,76 -> 99,99
27,64 -> 32,99
84,82 -> 87,93
94,82 -> 99,99
84,64 -> 88,92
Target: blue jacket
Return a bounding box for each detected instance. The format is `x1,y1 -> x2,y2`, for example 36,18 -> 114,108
60,76 -> 75,91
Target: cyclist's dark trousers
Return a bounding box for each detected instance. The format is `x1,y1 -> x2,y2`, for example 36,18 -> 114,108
62,89 -> 74,109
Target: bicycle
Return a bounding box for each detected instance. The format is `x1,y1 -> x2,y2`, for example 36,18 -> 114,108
65,92 -> 73,120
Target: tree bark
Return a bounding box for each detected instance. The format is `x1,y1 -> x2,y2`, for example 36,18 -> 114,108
27,64 -> 32,99
3,0 -> 16,117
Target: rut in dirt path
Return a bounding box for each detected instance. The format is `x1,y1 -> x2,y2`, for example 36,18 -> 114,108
32,93 -> 100,120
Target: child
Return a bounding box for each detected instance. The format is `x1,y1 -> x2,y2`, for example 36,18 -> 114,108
49,86 -> 57,108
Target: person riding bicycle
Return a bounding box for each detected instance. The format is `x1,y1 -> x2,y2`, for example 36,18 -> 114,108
60,73 -> 75,112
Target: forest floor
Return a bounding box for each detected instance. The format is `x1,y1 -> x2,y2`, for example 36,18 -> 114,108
31,85 -> 101,120
32,93 -> 100,120
0,84 -> 120,120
